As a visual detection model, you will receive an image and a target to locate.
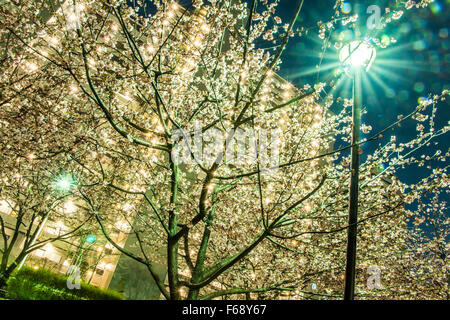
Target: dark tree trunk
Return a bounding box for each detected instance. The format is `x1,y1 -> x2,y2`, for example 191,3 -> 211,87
0,269 -> 12,297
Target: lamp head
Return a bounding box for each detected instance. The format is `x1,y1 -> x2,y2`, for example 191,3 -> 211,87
54,174 -> 75,192
339,40 -> 376,73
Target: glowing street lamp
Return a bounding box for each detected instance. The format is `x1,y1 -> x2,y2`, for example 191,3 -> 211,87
55,174 -> 75,192
339,39 -> 376,300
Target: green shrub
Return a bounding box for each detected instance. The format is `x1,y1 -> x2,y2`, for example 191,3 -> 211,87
6,266 -> 124,300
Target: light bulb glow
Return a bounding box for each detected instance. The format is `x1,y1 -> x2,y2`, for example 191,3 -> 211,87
63,200 -> 77,213
339,40 -> 376,72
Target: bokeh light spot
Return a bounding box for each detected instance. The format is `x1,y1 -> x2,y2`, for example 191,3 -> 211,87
444,53 -> 450,63
438,28 -> 448,38
429,1 -> 443,15
418,96 -> 431,105
400,23 -> 411,34
381,34 -> 391,46
413,40 -> 426,51
398,90 -> 410,101
385,89 -> 396,98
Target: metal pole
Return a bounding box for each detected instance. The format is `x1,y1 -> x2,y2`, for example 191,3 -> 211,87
344,66 -> 362,300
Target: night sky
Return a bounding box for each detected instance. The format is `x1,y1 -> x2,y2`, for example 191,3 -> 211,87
275,0 -> 449,194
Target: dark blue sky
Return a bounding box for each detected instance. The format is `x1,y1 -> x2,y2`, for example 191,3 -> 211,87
274,0 -> 449,192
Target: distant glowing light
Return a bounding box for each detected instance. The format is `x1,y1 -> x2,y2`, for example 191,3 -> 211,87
48,36 -> 59,46
181,66 -> 189,74
400,23 -> 411,34
70,85 -> 79,94
27,62 -> 38,72
201,23 -> 210,33
392,10 -> 404,20
398,90 -> 410,101
339,41 -> 376,72
63,200 -> 77,213
57,179 -> 70,189
418,96 -> 431,105
414,82 -> 425,93
55,175 -> 75,192
385,89 -> 396,98
85,235 -> 96,244
439,28 -> 448,39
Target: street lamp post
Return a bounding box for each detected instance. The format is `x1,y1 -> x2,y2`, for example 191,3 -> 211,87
339,40 -> 376,300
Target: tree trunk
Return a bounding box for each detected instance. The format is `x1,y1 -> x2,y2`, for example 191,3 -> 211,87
0,268 -> 13,296
0,258 -> 21,295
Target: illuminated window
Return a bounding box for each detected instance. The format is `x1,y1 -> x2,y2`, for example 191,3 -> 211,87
34,249 -> 45,258
48,252 -> 62,263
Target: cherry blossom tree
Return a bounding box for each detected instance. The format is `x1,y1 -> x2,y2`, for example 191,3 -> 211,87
0,16 -> 95,290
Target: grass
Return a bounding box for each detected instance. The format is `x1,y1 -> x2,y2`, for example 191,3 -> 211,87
5,266 -> 124,300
